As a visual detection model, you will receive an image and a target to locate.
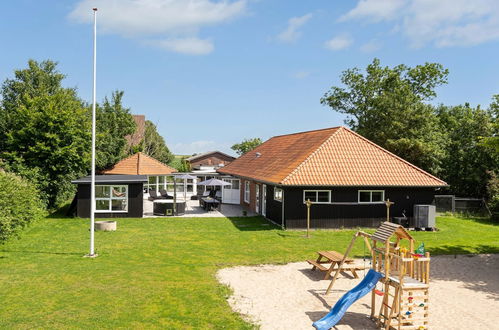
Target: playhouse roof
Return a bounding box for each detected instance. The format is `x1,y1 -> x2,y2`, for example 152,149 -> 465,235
218,126 -> 447,187
100,152 -> 177,175
371,221 -> 414,243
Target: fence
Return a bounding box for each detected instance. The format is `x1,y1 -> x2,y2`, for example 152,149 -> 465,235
434,195 -> 490,215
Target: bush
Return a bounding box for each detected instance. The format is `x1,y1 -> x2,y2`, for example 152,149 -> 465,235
0,170 -> 45,243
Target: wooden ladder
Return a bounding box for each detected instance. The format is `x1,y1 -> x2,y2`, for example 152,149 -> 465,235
377,285 -> 401,329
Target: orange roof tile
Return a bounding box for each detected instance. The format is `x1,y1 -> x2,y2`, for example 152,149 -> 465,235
101,152 -> 176,175
219,127 -> 446,187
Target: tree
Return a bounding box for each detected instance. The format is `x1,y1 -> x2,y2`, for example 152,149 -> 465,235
95,91 -> 136,171
231,138 -> 263,156
138,120 -> 174,164
481,95 -> 499,153
437,103 -> 498,197
0,60 -> 91,208
0,170 -> 44,243
321,58 -> 448,174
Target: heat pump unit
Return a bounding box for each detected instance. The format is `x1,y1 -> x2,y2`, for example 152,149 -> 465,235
413,205 -> 436,229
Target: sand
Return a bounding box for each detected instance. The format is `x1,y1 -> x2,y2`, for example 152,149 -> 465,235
217,254 -> 499,329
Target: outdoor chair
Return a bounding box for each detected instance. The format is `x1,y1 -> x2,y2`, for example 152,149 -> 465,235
215,190 -> 222,202
148,190 -> 168,201
159,189 -> 174,199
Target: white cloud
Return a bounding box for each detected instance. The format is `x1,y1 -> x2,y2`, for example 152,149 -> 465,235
147,37 -> 214,55
324,34 -> 353,51
339,0 -> 406,22
277,13 -> 313,43
360,39 -> 382,52
292,70 -> 311,79
340,0 -> 499,48
69,0 -> 247,54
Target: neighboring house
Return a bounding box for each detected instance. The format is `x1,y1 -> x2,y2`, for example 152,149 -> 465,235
218,126 -> 447,229
125,114 -> 146,150
187,151 -> 236,171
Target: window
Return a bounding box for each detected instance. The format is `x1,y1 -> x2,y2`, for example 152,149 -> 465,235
244,181 -> 250,203
358,190 -> 385,203
274,187 -> 283,202
303,190 -> 331,204
95,185 -> 128,212
145,175 -> 196,195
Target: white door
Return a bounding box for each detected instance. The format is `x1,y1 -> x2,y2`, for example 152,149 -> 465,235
255,184 -> 260,213
222,179 -> 240,204
262,184 -> 267,216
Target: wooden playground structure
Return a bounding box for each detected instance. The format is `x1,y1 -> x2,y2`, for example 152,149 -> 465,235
326,222 -> 430,330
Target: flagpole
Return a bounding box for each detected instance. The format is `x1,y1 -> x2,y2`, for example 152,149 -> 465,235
88,7 -> 98,257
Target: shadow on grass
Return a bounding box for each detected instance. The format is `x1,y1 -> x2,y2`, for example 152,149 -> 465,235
227,216 -> 280,231
430,244 -> 499,255
0,249 -> 82,256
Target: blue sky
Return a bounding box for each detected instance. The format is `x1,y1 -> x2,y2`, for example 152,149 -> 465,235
1,0 -> 499,156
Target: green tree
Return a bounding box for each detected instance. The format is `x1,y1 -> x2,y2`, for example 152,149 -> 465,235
0,170 -> 44,243
321,58 -> 448,174
231,138 -> 262,156
481,95 -> 499,153
437,103 -> 498,197
138,120 -> 174,164
0,60 -> 91,208
95,91 -> 136,171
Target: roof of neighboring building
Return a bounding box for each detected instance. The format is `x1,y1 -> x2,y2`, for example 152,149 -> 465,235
186,151 -> 236,162
218,126 -> 447,187
72,175 -> 148,184
100,152 -> 177,175
125,115 -> 146,147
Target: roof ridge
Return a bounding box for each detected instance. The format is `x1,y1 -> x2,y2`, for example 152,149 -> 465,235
271,126 -> 342,139
341,127 -> 447,185
281,127 -> 343,184
138,152 -> 177,172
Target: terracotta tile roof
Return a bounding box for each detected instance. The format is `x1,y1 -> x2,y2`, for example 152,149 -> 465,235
101,152 -> 176,175
219,127 -> 446,187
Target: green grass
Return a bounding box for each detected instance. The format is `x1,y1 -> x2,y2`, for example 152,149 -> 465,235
0,215 -> 497,328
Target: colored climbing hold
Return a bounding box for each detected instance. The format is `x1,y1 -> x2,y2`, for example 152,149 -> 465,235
408,296 -> 414,301
405,311 -> 412,315
419,303 -> 425,307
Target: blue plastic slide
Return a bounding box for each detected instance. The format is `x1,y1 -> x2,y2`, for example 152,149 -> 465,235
313,269 -> 383,330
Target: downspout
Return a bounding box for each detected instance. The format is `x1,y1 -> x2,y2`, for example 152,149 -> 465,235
281,188 -> 285,229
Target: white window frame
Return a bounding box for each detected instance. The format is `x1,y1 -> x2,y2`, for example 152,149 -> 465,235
303,190 -> 331,204
244,181 -> 250,203
274,187 -> 283,202
358,190 -> 385,203
95,185 -> 128,213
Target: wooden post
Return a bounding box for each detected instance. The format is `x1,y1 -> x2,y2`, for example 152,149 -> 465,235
326,233 -> 358,294
305,199 -> 312,238
385,199 -> 394,222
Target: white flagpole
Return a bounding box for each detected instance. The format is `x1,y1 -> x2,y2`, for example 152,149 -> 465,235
89,7 -> 98,257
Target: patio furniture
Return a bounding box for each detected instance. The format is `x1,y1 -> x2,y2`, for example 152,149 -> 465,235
201,197 -> 219,211
307,250 -> 365,280
148,190 -> 168,201
153,200 -> 186,216
215,190 -> 222,202
159,189 -> 174,199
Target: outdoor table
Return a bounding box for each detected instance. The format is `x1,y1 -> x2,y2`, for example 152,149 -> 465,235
307,250 -> 360,280
201,197 -> 219,211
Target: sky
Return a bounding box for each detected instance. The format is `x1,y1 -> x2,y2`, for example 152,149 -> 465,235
1,0 -> 499,156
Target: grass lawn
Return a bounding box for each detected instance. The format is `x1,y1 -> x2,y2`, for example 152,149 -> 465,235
1,215 -> 498,328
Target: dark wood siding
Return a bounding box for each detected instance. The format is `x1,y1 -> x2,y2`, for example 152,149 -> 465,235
76,183 -> 143,218
283,186 -> 436,229
264,184 -> 283,225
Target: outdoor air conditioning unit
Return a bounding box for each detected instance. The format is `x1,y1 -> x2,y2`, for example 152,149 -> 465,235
413,205 -> 436,229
